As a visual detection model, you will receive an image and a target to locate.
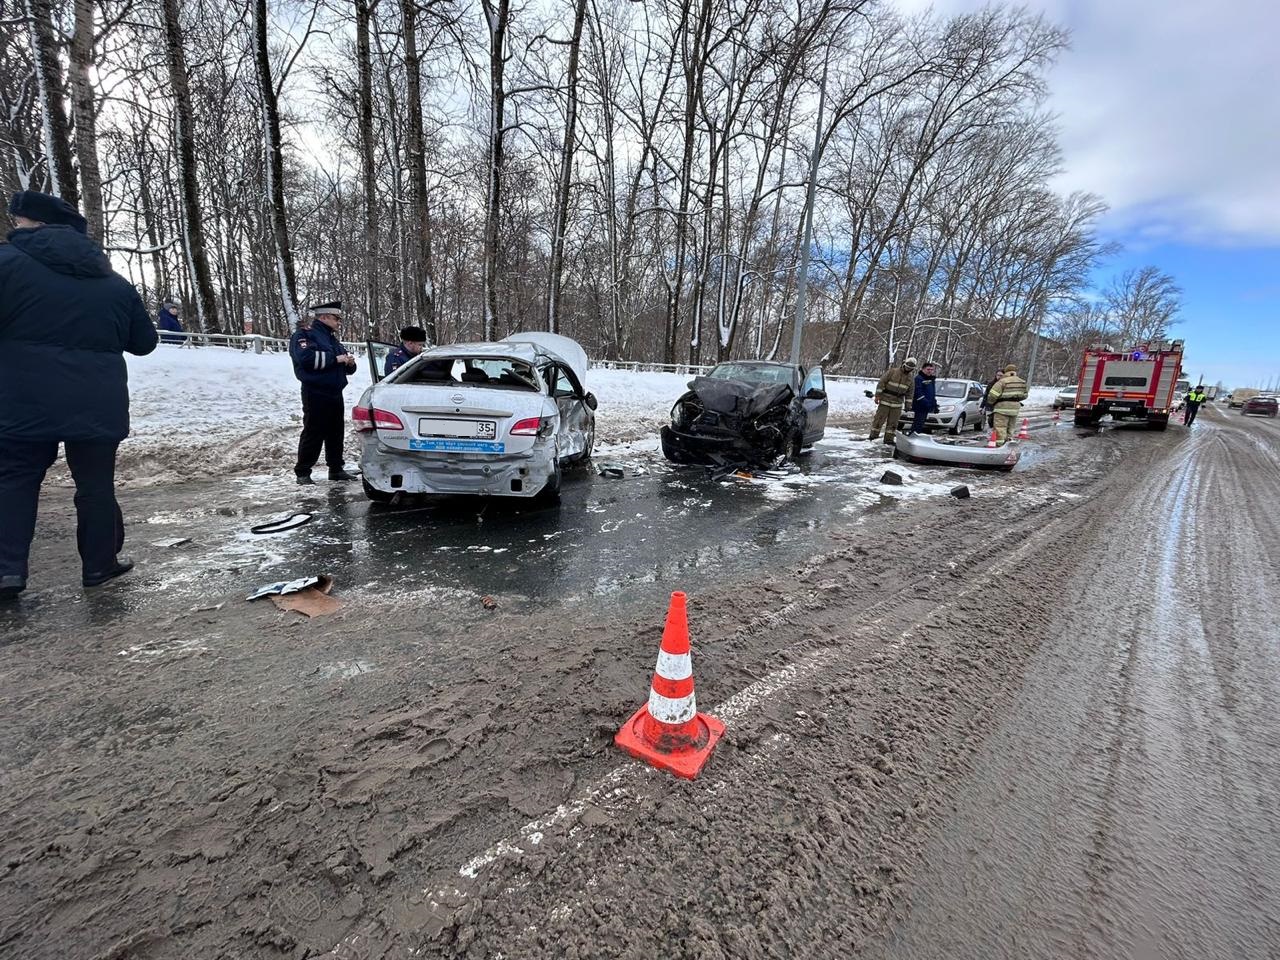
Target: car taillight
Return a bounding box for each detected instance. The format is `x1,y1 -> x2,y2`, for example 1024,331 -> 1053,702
510,417 -> 542,436
353,406 -> 405,431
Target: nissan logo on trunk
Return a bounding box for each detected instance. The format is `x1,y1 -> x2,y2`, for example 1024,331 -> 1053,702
450,393 -> 465,404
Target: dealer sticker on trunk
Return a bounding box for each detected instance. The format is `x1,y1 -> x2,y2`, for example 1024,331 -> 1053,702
409,439 -> 506,454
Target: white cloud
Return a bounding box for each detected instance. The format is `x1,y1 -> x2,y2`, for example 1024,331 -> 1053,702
890,0 -> 1280,244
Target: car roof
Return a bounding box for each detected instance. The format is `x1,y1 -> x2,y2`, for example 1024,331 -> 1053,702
714,360 -> 798,370
423,341 -> 542,364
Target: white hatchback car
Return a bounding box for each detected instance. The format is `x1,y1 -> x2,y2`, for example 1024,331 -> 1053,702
355,333 -> 596,501
899,378 -> 988,434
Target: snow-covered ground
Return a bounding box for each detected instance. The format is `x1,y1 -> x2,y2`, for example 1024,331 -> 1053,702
116,345 -> 1053,483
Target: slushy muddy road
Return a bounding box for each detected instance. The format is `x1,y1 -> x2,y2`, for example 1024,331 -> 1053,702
1,407 -> 1277,959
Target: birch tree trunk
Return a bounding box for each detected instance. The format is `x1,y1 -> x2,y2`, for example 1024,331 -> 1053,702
480,0 -> 510,341
355,0 -> 379,330
252,0 -> 299,326
24,0 -> 78,203
402,0 -> 436,342
68,0 -> 102,240
160,0 -> 220,332
545,0 -> 587,334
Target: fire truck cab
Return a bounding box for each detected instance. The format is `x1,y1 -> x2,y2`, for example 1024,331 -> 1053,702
1074,340 -> 1185,431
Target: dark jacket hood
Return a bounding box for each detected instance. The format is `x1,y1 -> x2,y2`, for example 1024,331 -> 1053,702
6,225 -> 113,278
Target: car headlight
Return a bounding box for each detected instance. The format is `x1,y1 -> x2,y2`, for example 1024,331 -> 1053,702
938,404 -> 957,414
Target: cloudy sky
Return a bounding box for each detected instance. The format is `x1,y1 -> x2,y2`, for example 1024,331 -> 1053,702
894,0 -> 1280,388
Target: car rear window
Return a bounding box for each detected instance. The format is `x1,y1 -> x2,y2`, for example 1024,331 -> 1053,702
400,357 -> 540,391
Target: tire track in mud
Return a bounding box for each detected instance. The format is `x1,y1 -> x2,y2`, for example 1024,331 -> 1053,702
864,410 -> 1280,960
323,436 -> 1138,957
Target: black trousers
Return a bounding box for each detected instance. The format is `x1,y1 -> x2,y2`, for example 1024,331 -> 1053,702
0,439 -> 124,581
295,388 -> 346,475
1183,402 -> 1202,425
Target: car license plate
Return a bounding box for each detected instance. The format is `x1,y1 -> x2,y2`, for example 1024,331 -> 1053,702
409,439 -> 506,454
418,417 -> 497,439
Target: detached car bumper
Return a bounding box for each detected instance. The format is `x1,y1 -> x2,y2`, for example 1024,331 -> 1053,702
359,436 -> 556,497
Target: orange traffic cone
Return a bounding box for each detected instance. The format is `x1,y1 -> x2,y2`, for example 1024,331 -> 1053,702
615,592 -> 725,780
1017,418 -> 1030,440
986,429 -> 998,448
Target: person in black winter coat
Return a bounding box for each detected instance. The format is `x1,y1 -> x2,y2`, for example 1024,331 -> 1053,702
0,190 -> 157,600
156,302 -> 184,344
908,362 -> 940,434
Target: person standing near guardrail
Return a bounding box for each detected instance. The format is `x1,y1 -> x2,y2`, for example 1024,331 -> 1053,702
289,300 -> 358,485
156,300 -> 184,344
0,190 -> 158,601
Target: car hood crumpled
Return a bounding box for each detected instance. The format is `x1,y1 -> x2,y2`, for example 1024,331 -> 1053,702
686,376 -> 795,419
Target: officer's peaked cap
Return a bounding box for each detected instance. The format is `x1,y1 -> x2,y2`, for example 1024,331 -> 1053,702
309,300 -> 343,317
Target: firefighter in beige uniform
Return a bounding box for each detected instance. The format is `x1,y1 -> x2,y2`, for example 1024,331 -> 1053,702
868,357 -> 918,444
987,363 -> 1028,444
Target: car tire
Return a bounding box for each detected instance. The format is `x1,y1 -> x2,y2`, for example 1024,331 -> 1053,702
949,414 -> 965,436
362,478 -> 394,504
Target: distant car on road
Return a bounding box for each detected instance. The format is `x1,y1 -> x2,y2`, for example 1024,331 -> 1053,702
1052,385 -> 1078,410
897,378 -> 988,435
1242,395 -> 1278,418
355,333 -> 596,502
1229,390 -> 1258,409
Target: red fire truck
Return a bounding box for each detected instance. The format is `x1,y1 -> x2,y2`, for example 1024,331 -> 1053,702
1074,339 -> 1185,430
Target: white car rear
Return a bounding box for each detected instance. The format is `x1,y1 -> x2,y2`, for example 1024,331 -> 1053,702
355,337 -> 595,500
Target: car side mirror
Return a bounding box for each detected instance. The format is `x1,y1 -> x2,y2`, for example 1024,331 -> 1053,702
584,392 -> 598,411
805,388 -> 827,400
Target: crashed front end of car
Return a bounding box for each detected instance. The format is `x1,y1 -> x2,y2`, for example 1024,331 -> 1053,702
660,376 -> 801,468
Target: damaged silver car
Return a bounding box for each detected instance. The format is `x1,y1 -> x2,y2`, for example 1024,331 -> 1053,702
356,333 -> 596,501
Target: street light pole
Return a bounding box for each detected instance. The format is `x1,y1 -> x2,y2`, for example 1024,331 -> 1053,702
789,55 -> 828,367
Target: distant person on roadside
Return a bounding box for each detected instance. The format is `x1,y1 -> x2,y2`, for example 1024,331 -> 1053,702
987,363 -> 1029,444
156,301 -> 184,344
868,356 -> 917,445
0,190 -> 158,601
1183,384 -> 1207,425
982,368 -> 1003,428
907,361 -> 940,434
289,300 -> 357,485
384,325 -> 427,376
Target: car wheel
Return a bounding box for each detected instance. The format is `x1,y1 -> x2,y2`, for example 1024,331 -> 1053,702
362,478 -> 394,504
949,414 -> 965,436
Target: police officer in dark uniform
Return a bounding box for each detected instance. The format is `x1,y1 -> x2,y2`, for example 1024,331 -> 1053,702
0,190 -> 157,600
290,301 -> 358,484
384,325 -> 427,376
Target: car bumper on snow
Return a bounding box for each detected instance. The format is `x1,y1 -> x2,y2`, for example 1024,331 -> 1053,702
359,436 -> 557,497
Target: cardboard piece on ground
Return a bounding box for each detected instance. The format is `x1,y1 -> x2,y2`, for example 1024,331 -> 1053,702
270,574 -> 339,618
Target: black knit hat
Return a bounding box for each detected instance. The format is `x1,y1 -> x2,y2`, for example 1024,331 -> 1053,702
9,190 -> 88,234
400,326 -> 427,343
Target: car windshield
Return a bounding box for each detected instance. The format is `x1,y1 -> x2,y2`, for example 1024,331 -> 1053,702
709,362 -> 794,386
399,356 -> 540,391
935,380 -> 968,398
1059,386 -> 1078,394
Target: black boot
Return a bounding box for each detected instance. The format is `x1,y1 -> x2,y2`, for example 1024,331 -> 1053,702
0,575 -> 25,603
328,468 -> 357,481
83,558 -> 134,588
296,472 -> 314,485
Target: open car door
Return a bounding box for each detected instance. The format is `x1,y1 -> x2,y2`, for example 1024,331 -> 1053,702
366,341 -> 396,384
800,366 -> 828,443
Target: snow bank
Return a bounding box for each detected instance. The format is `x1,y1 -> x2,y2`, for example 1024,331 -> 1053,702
114,346 -> 1050,483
